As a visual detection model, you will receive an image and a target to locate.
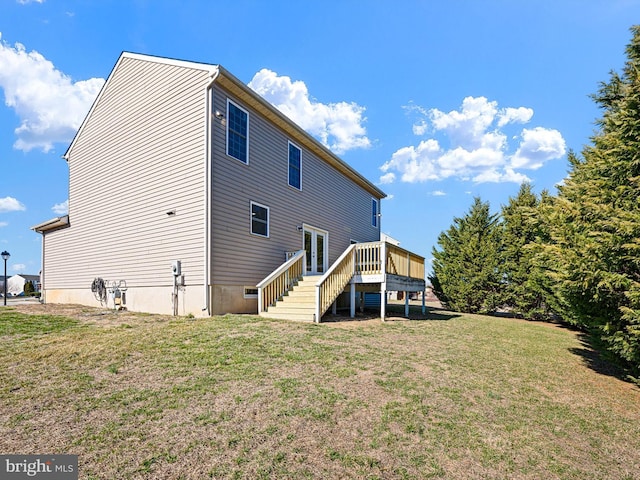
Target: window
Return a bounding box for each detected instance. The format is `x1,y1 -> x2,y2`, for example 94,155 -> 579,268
372,198 -> 379,228
251,202 -> 269,237
288,141 -> 302,190
244,287 -> 258,298
227,100 -> 248,163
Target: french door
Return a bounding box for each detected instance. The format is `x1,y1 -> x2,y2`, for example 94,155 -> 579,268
303,226 -> 328,275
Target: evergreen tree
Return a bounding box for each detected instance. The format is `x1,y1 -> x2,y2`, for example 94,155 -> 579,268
549,26 -> 640,373
501,183 -> 554,320
430,197 -> 502,314
23,281 -> 34,296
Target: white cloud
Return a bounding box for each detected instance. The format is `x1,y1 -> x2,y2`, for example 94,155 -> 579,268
497,107 -> 533,127
511,127 -> 566,169
381,97 -> 565,185
11,263 -> 26,272
51,199 -> 68,215
472,168 -> 530,184
0,33 -> 104,152
0,221 -> 7,227
379,172 -> 396,184
0,196 -> 26,212
248,68 -> 371,154
430,190 -> 446,196
17,0 -> 44,4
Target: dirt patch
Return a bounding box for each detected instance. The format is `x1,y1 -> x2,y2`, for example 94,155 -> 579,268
8,302 -> 175,328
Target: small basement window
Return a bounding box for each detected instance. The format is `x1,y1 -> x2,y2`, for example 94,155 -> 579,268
244,287 -> 258,298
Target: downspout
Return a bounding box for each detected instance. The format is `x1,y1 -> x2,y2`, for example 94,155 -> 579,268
203,68 -> 220,315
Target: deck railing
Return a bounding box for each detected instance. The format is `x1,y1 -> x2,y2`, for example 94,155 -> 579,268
315,244 -> 357,322
353,242 -> 425,279
259,242 -> 425,322
354,242 -> 382,275
257,250 -> 306,314
386,244 -> 425,279
314,242 -> 425,321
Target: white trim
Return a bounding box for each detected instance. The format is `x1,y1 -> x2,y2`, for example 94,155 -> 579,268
250,201 -> 270,238
226,99 -> 250,164
302,224 -> 329,274
121,52 -> 219,72
203,72 -> 219,315
287,140 -> 302,191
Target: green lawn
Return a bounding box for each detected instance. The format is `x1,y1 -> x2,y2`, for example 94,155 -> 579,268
0,304 -> 639,479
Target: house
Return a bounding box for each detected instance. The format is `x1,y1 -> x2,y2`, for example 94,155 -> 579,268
32,52 -> 425,320
6,274 -> 40,296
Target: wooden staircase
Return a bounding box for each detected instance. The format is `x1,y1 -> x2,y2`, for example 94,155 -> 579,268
259,275 -> 321,322
257,242 -> 426,322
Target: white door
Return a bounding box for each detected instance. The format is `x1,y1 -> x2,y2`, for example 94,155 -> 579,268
303,226 -> 327,275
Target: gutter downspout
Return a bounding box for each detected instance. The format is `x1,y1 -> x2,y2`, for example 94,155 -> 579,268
203,67 -> 220,315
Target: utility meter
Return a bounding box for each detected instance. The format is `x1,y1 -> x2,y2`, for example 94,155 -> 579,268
172,260 -> 181,276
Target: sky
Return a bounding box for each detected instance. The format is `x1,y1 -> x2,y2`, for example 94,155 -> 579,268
0,0 -> 639,277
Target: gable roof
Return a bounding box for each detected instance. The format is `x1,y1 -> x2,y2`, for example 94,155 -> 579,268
64,52 -> 385,200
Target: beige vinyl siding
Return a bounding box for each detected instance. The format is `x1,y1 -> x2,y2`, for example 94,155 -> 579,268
44,57 -> 211,289
210,85 -> 381,287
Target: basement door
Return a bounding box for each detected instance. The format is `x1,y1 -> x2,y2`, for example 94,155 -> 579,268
303,226 -> 328,275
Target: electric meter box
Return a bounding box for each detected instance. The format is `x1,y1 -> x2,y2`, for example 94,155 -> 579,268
172,260 -> 181,276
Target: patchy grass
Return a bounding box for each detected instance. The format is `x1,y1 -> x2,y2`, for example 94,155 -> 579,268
1,304 -> 639,479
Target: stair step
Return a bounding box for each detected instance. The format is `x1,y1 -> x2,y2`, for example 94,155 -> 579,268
259,311 -> 315,322
261,275 -> 328,322
268,305 -> 315,315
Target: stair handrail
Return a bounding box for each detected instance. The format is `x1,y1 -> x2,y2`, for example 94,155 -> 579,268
314,244 -> 357,322
257,250 -> 306,314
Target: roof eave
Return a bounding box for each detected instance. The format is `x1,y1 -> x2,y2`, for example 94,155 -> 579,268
215,66 -> 386,199
31,215 -> 70,234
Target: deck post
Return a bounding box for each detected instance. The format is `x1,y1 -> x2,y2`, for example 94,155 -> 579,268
315,285 -> 321,323
422,288 -> 426,314
381,241 -> 387,322
405,291 -> 409,317
350,282 -> 356,318
257,287 -> 263,314
332,301 -> 337,315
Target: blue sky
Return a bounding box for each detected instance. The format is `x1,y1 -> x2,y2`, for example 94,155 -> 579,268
0,0 -> 638,276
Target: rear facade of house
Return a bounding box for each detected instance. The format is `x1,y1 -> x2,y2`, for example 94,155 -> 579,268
33,53 -> 384,317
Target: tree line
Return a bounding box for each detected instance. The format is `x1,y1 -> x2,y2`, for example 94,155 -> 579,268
430,25 -> 640,379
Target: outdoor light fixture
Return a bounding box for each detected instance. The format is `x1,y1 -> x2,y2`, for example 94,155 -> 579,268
1,250 -> 9,306
215,110 -> 224,119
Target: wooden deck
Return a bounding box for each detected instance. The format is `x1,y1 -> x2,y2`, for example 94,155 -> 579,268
257,242 -> 426,322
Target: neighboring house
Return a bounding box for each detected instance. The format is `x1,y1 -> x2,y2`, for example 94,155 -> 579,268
33,52 -> 425,320
6,274 -> 40,296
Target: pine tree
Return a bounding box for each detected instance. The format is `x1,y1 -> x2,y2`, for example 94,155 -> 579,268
430,197 -> 502,314
549,26 -> 640,373
500,183 -> 554,320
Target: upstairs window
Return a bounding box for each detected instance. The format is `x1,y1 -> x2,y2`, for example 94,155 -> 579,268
372,198 -> 379,228
288,142 -> 302,190
227,100 -> 249,163
251,202 -> 269,237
